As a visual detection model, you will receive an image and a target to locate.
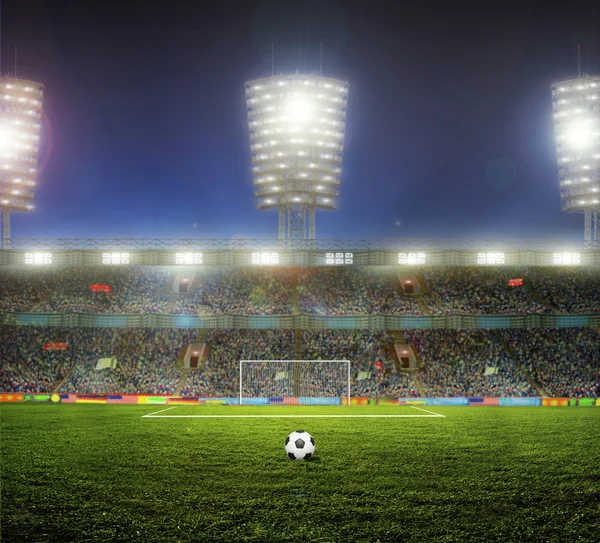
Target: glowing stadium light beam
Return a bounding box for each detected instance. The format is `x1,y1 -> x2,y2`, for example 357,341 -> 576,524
245,74 -> 349,240
285,99 -> 313,123
551,75 -> 600,244
565,120 -> 594,148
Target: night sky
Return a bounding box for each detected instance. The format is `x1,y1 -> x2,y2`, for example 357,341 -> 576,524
3,0 -> 600,240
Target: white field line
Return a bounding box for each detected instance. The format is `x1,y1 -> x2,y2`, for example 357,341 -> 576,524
142,414 -> 443,419
142,406 -> 178,417
408,405 -> 446,417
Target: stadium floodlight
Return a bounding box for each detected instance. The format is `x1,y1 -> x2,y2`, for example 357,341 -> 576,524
0,77 -> 44,249
102,252 -> 129,265
398,252 -> 426,265
251,252 -> 279,265
245,74 -> 349,240
24,252 -> 52,265
551,75 -> 600,245
477,252 -> 505,265
325,252 -> 353,265
553,252 -> 581,265
175,252 -> 203,265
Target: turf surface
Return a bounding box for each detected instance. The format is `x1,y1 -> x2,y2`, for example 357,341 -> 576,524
1,404 -> 599,542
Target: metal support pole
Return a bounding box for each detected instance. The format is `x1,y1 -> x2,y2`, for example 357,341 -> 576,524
1,207 -> 10,249
278,206 -> 286,241
308,207 -> 315,240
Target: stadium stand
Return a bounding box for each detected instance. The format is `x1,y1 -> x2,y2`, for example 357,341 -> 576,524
499,328 -> 600,398
170,268 -> 294,315
524,268 -> 600,314
299,268 -> 422,315
403,329 -> 535,397
421,267 -> 551,315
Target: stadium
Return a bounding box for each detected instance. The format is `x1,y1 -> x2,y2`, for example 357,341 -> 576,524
1,4 -> 600,543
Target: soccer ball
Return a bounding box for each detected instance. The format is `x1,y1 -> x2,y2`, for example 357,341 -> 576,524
284,430 -> 315,461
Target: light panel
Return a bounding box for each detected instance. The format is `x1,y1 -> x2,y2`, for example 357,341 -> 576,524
477,252 -> 505,265
102,252 -> 130,265
175,252 -> 203,265
0,77 -> 44,213
553,252 -> 580,265
24,252 -> 52,265
325,252 -> 353,265
551,75 -> 600,214
246,74 -> 348,212
398,252 -> 426,265
251,252 -> 279,265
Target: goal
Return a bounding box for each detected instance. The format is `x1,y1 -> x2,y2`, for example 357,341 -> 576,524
239,360 -> 350,405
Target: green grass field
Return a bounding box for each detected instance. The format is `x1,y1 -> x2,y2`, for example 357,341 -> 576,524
1,404 -> 599,542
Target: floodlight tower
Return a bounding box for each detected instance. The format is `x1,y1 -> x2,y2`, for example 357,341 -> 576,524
245,74 -> 349,241
551,75 -> 600,246
0,76 -> 44,248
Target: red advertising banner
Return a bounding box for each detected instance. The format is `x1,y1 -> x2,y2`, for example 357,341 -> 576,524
508,278 -> 524,287
44,342 -> 68,351
89,284 -> 111,293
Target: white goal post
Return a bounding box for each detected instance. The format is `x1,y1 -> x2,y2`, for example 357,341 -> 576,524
240,360 -> 351,406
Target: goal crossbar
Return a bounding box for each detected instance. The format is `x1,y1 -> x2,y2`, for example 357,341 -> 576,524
239,360 -> 351,405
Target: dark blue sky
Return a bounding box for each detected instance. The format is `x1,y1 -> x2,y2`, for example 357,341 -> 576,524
3,0 -> 599,240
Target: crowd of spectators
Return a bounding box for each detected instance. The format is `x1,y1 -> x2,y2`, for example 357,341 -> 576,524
180,330 -> 295,397
0,326 -> 195,395
0,269 -> 62,313
299,268 -> 422,316
525,268 -> 600,314
2,266 -> 599,318
403,329 -> 534,397
0,267 -> 172,314
303,330 -> 420,397
2,323 -> 598,398
0,326 -> 82,393
170,268 -> 294,315
34,268 -> 171,314
421,267 -> 550,315
59,328 -> 196,394
500,328 -> 600,398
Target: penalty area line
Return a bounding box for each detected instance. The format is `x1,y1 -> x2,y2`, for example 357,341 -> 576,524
142,406 -> 178,417
142,414 -> 444,419
408,405 -> 446,417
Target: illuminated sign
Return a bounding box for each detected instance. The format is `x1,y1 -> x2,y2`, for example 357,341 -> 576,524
251,252 -> 279,265
553,252 -> 580,265
175,252 -> 203,265
325,252 -> 353,265
398,252 -> 426,265
477,252 -> 504,265
102,252 -> 129,265
24,252 -> 52,265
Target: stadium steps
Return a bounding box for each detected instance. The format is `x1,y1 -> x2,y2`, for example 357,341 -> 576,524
194,330 -> 210,369
415,273 -> 430,295
391,330 -> 425,371
492,330 -> 550,397
523,278 -> 560,314
53,361 -> 78,394
29,298 -> 48,312
162,293 -> 179,314
295,329 -> 303,359
416,297 -> 431,316
291,268 -> 300,315
174,368 -> 190,396
412,372 -> 427,397
175,345 -> 188,368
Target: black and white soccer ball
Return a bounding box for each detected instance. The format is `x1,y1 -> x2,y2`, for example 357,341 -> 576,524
284,430 -> 316,461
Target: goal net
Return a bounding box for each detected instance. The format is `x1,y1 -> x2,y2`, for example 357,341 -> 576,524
240,360 -> 350,405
